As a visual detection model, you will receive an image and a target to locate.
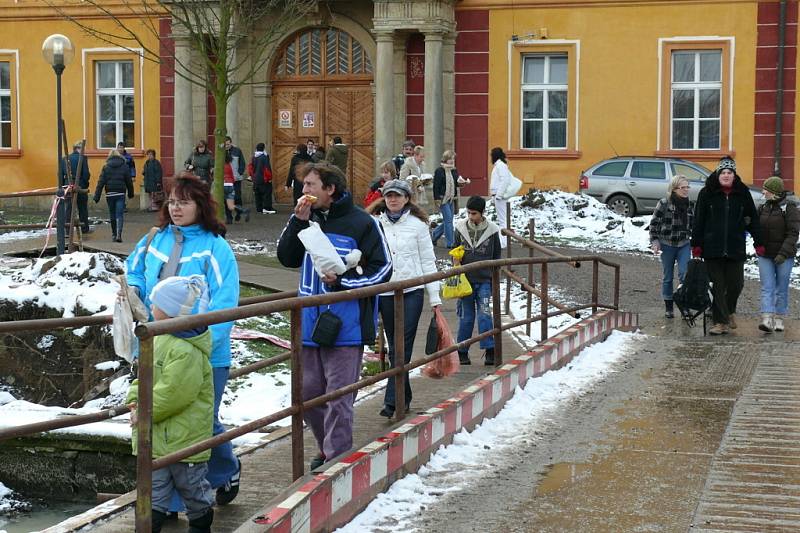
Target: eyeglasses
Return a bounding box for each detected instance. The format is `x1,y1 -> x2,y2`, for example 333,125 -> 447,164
168,199 -> 195,208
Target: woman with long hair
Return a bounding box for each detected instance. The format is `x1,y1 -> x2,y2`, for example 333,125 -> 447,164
649,175 -> 694,318
432,149 -> 469,248
489,147 -> 512,248
366,179 -> 441,418
126,172 -> 242,506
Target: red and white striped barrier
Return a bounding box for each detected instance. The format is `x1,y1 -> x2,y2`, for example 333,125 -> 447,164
238,309 -> 637,533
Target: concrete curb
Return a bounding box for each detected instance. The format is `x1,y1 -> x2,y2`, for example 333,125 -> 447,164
237,309 -> 638,533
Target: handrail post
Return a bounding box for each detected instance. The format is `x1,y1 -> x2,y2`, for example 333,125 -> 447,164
540,262 -> 549,341
135,336 -> 154,533
290,307 -> 304,479
614,265 -> 621,309
526,218 -> 534,336
592,259 -> 599,314
492,265 -> 503,367
504,207 -> 512,316
392,289 -> 406,419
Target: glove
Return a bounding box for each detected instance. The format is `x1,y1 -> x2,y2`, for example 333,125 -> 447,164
755,245 -> 766,257
691,246 -> 702,258
774,254 -> 786,265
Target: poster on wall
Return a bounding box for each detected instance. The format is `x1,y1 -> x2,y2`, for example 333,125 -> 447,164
302,112 -> 315,128
278,110 -> 292,128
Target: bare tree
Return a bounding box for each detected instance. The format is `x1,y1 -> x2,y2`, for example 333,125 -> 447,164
52,0 -> 316,217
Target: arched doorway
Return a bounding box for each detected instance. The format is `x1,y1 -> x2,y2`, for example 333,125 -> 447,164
271,28 -> 374,203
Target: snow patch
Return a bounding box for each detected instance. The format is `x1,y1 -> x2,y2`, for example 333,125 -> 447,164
94,361 -> 121,371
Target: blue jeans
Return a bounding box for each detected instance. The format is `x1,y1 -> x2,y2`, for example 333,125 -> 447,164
431,201 -> 455,247
379,289 -> 424,410
660,242 -> 690,300
457,281 -> 495,352
758,256 -> 794,315
106,195 -> 125,238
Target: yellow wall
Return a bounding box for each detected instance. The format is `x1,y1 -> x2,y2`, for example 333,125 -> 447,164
485,1 -> 761,191
0,8 -> 161,196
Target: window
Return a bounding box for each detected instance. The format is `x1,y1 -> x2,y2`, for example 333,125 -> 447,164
670,162 -> 708,182
671,50 -> 721,150
0,61 -> 11,149
594,161 -> 629,177
521,54 -> 568,149
96,61 -> 135,149
274,28 -> 372,80
630,161 -> 666,180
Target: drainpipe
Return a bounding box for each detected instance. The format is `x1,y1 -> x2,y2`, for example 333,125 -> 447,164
773,0 -> 787,176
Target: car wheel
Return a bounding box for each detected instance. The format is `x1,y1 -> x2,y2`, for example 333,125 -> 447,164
607,194 -> 636,217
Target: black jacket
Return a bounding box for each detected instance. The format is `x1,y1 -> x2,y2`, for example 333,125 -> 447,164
251,153 -> 272,186
61,151 -> 91,189
690,171 -> 762,261
94,156 -> 134,201
433,166 -> 459,202
227,145 -> 246,177
286,152 -> 314,189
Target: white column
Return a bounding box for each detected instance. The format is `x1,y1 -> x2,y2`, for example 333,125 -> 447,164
443,33 -> 456,152
375,31 -> 396,167
423,31 -> 444,173
225,45 -> 238,141
173,37 -> 193,169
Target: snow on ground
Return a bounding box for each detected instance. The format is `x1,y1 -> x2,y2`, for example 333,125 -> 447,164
337,329 -> 645,533
0,481 -> 31,518
0,229 -> 48,244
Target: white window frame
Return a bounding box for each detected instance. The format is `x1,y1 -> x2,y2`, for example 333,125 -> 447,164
0,50 -> 20,151
520,54 -> 568,150
0,61 -> 11,149
95,60 -> 135,149
670,50 -> 722,150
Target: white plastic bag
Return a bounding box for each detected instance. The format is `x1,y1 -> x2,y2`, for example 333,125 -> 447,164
298,221 -> 362,277
113,293 -> 136,364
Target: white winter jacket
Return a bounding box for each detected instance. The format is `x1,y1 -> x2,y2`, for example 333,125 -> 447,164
376,210 -> 442,306
490,160 -> 512,197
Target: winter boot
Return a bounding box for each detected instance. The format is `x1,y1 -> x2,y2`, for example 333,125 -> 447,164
758,313 -> 773,332
109,219 -> 117,241
483,348 -> 495,366
728,313 -> 737,329
187,508 -> 214,533
458,351 -> 471,365
216,458 -> 241,505
774,316 -> 785,332
115,218 -> 124,242
708,323 -> 729,335
665,300 -> 674,319
151,509 -> 168,533
310,453 -> 326,470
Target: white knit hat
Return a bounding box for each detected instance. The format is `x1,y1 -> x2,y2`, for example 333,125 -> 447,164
150,275 -> 209,317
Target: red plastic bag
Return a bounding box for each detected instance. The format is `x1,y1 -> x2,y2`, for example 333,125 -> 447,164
422,307 -> 460,378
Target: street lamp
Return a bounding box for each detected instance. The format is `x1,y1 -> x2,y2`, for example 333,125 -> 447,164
42,34 -> 74,255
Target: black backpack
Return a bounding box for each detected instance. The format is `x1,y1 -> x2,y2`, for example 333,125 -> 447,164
673,259 -> 712,326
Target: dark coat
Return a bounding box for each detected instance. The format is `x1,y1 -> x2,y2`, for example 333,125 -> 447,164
62,150 -> 91,189
251,153 -> 272,186
94,156 -> 134,202
433,166 -> 460,202
286,152 -> 314,190
120,151 -> 136,178
142,159 -> 163,193
227,145 -> 246,177
185,150 -> 214,183
325,144 -> 348,174
690,171 -> 762,261
758,197 -> 800,259
649,196 -> 694,247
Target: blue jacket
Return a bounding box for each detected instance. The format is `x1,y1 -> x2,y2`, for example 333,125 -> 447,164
277,192 -> 392,347
126,224 -> 239,367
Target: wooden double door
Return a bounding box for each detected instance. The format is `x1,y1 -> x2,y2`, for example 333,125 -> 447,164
272,85 -> 375,204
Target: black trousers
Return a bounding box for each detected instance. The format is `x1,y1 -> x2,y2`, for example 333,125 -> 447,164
705,258 -> 744,325
233,180 -> 243,207
64,193 -> 90,231
253,182 -> 273,212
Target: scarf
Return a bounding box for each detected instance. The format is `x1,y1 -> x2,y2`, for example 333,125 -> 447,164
670,192 -> 689,225
442,164 -> 456,204
466,217 -> 489,247
386,206 -> 408,224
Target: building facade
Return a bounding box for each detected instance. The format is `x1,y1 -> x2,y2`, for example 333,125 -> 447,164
0,0 -> 796,204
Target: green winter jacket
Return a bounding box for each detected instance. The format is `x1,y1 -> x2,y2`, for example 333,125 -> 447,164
325,143 -> 349,174
127,329 -> 214,462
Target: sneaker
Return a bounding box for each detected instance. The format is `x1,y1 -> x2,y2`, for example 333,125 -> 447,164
774,317 -> 785,332
264,209 -> 277,214
665,311 -> 675,319
261,209 -> 269,214
216,458 -> 241,506
708,323 -> 729,335
728,314 -> 737,329
309,453 -> 326,470
458,352 -> 471,365
758,313 -> 773,332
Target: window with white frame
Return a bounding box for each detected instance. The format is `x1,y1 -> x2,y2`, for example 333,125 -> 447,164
96,60 -> 135,149
521,54 -> 568,149
671,50 -> 722,150
0,61 -> 11,149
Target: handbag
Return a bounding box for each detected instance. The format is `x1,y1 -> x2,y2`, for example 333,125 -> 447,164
500,175 -> 523,200
441,273 -> 473,299
311,308 -> 342,347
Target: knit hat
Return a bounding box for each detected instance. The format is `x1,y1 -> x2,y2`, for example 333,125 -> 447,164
381,179 -> 412,197
150,275 -> 209,318
716,158 -> 736,173
466,195 -> 486,213
763,176 -> 784,195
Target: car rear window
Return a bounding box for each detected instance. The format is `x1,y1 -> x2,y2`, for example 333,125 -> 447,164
593,161 -> 629,177
631,161 -> 666,180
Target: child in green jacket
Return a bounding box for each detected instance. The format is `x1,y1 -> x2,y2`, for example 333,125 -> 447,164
128,275 -> 215,533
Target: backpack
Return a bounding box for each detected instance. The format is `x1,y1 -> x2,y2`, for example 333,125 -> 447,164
673,258 -> 712,326
247,156 -> 272,182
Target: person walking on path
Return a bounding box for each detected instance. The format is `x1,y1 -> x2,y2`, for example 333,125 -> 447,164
126,173 -> 242,507
224,136 -> 247,218
399,145 -> 426,204
454,196 -> 502,365
223,151 -> 250,224
251,142 -> 276,214
756,176 -> 799,332
367,179 -> 441,419
649,175 -> 694,318
62,141 -> 92,233
127,275 -> 215,533
142,149 -> 164,212
285,143 -> 314,205
93,149 -> 134,242
432,150 -> 469,248
393,139 -> 415,174
691,157 -> 764,335
325,136 -> 349,174
363,160 -> 396,208
185,140 -> 214,186
490,147 -> 513,249
277,162 -> 392,471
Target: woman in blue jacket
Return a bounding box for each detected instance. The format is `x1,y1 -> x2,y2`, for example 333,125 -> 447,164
126,172 -> 242,507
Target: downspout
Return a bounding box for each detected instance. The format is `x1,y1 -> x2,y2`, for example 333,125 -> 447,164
773,0 -> 787,176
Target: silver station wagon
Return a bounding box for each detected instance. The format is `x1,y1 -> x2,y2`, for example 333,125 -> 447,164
579,156 -> 765,216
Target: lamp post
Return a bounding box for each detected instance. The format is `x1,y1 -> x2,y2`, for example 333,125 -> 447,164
42,34 -> 74,255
